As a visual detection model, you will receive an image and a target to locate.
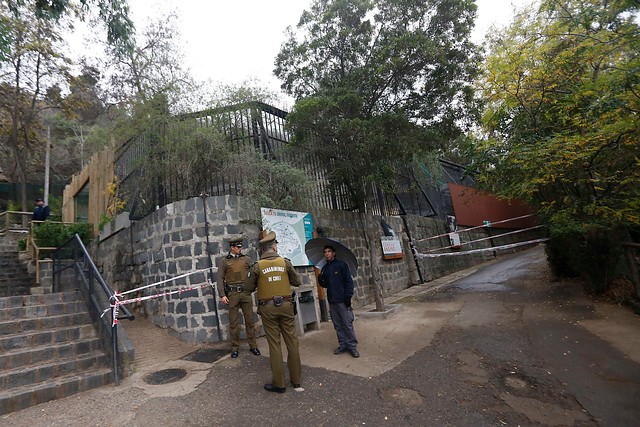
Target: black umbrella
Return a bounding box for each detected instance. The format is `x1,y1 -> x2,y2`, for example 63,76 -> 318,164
304,237 -> 358,275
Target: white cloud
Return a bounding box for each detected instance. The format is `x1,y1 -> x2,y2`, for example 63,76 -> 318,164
128,0 -> 310,91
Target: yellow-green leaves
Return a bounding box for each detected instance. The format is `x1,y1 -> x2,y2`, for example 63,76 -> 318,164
477,0 -> 640,227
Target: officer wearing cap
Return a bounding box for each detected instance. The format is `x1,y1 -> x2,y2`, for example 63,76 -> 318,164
217,236 -> 260,358
246,231 -> 302,393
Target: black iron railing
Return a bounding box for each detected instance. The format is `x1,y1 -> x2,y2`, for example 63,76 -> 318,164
113,101 -> 475,221
52,234 -> 134,385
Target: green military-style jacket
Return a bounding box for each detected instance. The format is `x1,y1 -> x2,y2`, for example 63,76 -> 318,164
217,253 -> 252,296
245,250 -> 301,297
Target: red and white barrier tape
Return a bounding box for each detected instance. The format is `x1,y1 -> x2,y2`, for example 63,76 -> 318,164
117,281 -> 214,306
118,267 -> 213,296
101,269 -> 218,326
416,238 -> 548,258
424,225 -> 546,253
414,214 -> 536,244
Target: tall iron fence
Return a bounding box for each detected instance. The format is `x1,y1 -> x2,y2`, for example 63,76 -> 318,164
115,101 -> 473,220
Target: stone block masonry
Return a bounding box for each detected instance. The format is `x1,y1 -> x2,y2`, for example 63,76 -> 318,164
310,209 -> 410,307
89,195 -> 540,345
92,196 -> 256,344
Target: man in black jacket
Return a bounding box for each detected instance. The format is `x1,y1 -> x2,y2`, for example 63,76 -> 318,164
318,245 -> 359,358
32,198 -> 50,221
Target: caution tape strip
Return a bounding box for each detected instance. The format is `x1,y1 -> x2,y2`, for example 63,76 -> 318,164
116,281 -> 214,306
414,214 -> 536,244
424,225 -> 546,253
416,238 -> 548,258
102,267 -> 219,327
117,267 -> 214,296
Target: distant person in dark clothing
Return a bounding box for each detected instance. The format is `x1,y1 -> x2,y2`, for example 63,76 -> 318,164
318,244 -> 359,358
32,198 -> 50,221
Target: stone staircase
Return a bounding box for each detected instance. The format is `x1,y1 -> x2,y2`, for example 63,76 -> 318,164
0,291 -> 113,415
0,232 -> 114,415
0,234 -> 34,297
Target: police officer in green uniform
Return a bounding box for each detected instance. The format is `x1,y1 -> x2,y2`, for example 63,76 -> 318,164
217,236 -> 260,358
246,231 -> 302,393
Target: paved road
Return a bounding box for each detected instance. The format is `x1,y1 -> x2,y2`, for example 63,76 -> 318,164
3,245 -> 639,426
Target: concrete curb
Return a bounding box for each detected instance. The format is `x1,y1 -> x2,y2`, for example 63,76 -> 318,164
358,303 -> 402,319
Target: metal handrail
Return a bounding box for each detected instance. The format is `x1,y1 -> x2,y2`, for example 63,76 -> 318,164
52,234 -> 134,385
0,210 -> 32,233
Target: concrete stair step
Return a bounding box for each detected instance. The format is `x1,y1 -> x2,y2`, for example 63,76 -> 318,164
0,274 -> 32,279
0,264 -> 28,268
0,281 -> 33,288
0,351 -> 108,391
0,290 -> 81,309
0,324 -> 95,352
0,287 -> 31,298
0,278 -> 32,283
0,312 -> 92,335
0,243 -> 115,416
0,279 -> 36,286
0,337 -> 103,370
0,265 -> 28,271
0,367 -> 113,415
0,300 -> 87,321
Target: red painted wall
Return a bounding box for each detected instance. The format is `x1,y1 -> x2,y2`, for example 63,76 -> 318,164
448,183 -> 537,229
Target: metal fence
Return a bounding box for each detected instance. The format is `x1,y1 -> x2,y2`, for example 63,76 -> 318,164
115,101 -> 473,220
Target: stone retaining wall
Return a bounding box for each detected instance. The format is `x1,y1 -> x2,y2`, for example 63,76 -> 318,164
89,196 -> 542,344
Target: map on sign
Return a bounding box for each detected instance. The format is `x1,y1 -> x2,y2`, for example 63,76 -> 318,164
261,208 -> 313,267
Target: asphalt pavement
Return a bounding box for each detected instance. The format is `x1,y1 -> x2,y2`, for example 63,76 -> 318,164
2,245 -> 639,427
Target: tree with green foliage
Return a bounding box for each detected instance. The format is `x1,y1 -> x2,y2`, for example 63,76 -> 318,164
0,0 -> 134,60
275,0 -> 481,209
45,64 -> 108,176
110,80 -> 311,224
275,0 -> 481,310
0,1 -> 69,213
474,0 -> 639,291
101,11 -> 191,109
0,0 -> 132,213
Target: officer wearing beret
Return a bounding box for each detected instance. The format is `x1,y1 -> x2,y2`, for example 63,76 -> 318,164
217,236 -> 260,358
246,231 -> 302,393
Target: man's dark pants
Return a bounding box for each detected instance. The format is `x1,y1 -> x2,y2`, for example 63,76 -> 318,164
329,302 -> 358,350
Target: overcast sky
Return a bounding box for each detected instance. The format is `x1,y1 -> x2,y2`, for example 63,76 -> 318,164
122,0 -> 532,92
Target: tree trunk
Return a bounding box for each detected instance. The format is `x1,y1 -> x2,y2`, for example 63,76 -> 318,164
359,212 -> 385,311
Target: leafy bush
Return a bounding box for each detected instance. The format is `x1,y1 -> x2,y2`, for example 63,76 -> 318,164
33,222 -> 93,248
18,239 -> 26,251
47,195 -> 63,222
546,219 -> 627,293
7,200 -> 23,212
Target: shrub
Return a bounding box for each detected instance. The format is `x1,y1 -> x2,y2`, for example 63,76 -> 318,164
18,239 -> 26,251
33,222 -> 93,248
546,219 -> 627,293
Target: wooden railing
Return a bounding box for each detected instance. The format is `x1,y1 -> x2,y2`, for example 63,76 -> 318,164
0,210 -> 32,233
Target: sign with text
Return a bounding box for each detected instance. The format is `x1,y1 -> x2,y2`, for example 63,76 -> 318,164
261,207 -> 313,267
381,236 -> 403,260
449,232 -> 461,250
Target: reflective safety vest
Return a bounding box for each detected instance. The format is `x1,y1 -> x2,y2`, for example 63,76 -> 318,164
224,256 -> 248,284
256,257 -> 291,300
